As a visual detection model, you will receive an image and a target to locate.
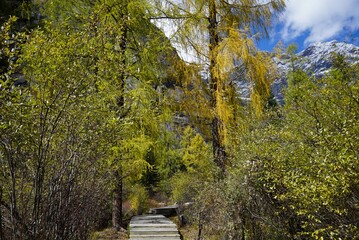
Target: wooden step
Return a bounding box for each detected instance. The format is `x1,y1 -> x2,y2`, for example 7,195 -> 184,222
130,235 -> 180,240
129,215 -> 181,240
131,228 -> 179,235
130,223 -> 177,228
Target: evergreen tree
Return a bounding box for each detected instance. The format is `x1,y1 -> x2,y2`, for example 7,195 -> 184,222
152,0 -> 285,172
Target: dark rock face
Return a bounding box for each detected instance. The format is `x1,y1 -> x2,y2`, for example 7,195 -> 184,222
300,45 -> 316,57
295,41 -> 359,77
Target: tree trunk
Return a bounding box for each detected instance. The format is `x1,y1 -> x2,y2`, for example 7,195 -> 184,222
111,1 -> 128,230
9,153 -> 17,239
112,167 -> 123,230
0,185 -> 3,240
197,212 -> 203,240
208,0 -> 226,173
211,117 -> 226,172
33,159 -> 44,238
241,217 -> 245,240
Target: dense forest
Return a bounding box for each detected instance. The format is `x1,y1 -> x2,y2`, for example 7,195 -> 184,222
0,0 -> 358,239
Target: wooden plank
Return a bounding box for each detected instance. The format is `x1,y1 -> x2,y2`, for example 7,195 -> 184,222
129,215 -> 181,240
149,205 -> 178,217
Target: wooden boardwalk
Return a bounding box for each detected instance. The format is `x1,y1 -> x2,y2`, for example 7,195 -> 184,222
129,215 -> 181,240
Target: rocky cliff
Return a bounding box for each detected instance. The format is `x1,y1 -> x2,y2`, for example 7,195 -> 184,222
272,40 -> 359,103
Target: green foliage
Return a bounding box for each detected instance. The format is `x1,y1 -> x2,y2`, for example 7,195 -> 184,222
236,55 -> 359,239
152,0 -> 286,173
154,127 -> 182,181
0,14 -> 114,238
0,0 -> 32,22
286,43 -> 298,55
6,1 -> 358,240
170,126 -> 214,202
286,43 -> 299,71
171,173 -> 201,204
190,54 -> 359,239
0,0 -> 183,237
181,126 -> 213,178
128,184 -> 149,215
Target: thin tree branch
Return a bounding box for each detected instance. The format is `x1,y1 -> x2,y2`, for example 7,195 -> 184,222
221,0 -> 276,9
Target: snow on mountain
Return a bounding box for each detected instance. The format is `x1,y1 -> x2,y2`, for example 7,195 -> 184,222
271,40 -> 359,103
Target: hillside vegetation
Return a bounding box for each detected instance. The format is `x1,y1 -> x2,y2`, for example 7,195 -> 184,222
0,1 -> 358,239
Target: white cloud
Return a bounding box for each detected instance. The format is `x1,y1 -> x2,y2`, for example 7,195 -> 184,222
281,0 -> 359,44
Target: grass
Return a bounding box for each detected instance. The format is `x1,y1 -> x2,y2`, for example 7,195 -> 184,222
90,228 -> 128,240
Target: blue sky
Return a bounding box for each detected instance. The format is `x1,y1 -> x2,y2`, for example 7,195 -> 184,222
257,0 -> 359,52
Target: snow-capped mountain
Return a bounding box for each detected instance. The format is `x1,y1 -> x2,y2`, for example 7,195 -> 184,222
272,40 -> 359,103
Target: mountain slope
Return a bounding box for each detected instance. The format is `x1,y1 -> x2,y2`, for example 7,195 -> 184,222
272,40 -> 359,103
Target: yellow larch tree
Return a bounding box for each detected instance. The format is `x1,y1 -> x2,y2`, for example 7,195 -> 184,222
152,0 -> 285,172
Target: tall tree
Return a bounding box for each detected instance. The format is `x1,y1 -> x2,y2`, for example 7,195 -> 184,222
41,0 -> 182,230
0,14 -> 115,238
152,0 -> 285,172
0,0 -> 180,238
